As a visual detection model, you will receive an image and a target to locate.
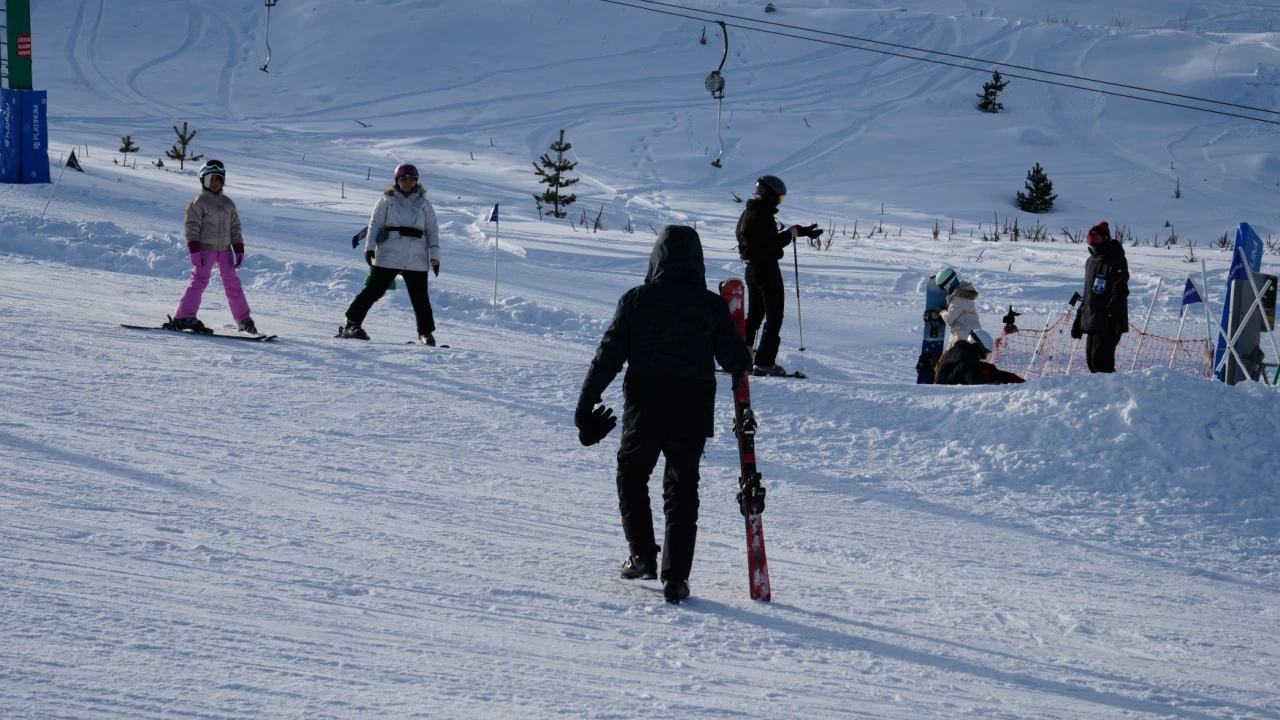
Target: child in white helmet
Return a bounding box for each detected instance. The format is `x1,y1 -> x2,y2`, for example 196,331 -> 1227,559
164,160 -> 257,334
935,329 -> 1025,385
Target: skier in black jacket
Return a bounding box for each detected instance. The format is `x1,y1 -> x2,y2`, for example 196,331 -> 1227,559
575,225 -> 753,604
735,175 -> 822,376
934,329 -> 1025,385
1072,221 -> 1130,373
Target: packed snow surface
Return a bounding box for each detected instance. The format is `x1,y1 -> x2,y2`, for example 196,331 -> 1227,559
3,0 -> 1280,718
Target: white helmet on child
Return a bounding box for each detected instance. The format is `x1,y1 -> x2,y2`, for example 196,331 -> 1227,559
198,159 -> 226,190
970,328 -> 994,354
935,265 -> 958,293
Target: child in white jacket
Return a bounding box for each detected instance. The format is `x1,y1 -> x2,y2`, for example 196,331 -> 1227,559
935,266 -> 982,349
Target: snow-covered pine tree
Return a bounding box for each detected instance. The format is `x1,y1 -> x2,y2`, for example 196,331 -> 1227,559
1015,162 -> 1057,213
977,70 -> 1009,113
532,129 -> 579,218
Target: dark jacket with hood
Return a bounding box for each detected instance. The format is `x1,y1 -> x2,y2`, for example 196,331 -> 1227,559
578,226 -> 753,438
1079,239 -> 1130,335
736,197 -> 794,265
934,341 -> 1025,386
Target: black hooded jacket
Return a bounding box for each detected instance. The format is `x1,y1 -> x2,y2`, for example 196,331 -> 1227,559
735,197 -> 794,265
1079,240 -> 1130,335
577,226 -> 753,438
934,341 -> 1024,386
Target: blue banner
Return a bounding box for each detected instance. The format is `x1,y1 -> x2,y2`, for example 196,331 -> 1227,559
19,90 -> 49,183
0,89 -> 21,184
1214,222 -> 1264,379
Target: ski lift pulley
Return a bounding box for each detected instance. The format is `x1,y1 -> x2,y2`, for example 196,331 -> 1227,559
260,0 -> 279,73
706,21 -> 728,167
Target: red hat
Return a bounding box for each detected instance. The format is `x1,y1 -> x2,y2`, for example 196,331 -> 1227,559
1087,221 -> 1111,244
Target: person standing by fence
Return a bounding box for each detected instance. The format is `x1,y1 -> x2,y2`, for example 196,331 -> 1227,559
1072,221 -> 1130,373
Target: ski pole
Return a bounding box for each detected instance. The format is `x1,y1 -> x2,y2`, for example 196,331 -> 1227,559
792,241 -> 805,352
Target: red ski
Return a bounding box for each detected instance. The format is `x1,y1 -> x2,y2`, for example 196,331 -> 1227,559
719,278 -> 772,602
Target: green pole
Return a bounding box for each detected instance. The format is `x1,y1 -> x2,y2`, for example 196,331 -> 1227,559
6,0 -> 34,90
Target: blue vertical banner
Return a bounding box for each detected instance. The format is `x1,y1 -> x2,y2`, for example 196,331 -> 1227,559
19,90 -> 50,184
1214,222 -> 1264,380
0,89 -> 22,184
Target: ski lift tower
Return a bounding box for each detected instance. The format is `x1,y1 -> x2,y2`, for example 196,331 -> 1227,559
2,0 -> 50,184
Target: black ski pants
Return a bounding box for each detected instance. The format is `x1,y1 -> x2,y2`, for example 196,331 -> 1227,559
745,261 -> 785,367
1085,331 -> 1123,373
615,427 -> 705,584
346,266 -> 436,335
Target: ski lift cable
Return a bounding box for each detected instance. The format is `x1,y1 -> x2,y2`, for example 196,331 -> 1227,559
258,0 -> 276,73
627,0 -> 1280,119
590,0 -> 1280,128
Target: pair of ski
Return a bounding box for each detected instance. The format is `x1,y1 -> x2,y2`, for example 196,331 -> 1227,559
121,324 -> 277,342
719,278 -> 772,602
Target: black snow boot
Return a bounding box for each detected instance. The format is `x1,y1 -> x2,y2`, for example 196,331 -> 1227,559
418,332 -> 436,347
237,317 -> 258,334
663,579 -> 690,604
163,315 -> 208,333
752,363 -> 787,377
336,322 -> 370,340
620,547 -> 659,580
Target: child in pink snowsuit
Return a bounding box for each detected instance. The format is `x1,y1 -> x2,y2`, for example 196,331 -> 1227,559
167,160 -> 257,334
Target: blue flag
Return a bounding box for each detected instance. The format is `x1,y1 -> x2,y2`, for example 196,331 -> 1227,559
489,203 -> 499,223
1180,278 -> 1203,316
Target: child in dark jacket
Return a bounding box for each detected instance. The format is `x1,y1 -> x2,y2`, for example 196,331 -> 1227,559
935,330 -> 1025,385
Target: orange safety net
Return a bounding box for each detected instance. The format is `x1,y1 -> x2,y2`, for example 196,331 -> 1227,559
990,312 -> 1213,380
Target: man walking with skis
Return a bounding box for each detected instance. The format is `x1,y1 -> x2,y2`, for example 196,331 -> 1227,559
575,225 -> 752,604
735,175 -> 823,376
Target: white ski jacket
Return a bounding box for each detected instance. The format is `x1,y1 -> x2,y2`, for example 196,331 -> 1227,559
364,185 -> 440,272
942,280 -> 982,348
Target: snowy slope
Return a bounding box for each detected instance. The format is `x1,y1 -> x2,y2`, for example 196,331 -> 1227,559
3,0 -> 1280,718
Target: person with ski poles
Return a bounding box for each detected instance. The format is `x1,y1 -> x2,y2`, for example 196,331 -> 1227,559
575,225 -> 753,604
164,160 -> 259,335
734,175 -> 822,376
337,164 -> 441,345
1070,221 -> 1129,373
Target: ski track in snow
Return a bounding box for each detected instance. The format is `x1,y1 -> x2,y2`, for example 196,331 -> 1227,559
4,0 -> 1280,717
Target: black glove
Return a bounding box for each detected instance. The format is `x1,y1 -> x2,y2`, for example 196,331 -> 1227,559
1070,314 -> 1083,339
433,264 -> 439,277
365,250 -> 375,267
575,405 -> 617,447
923,309 -> 942,323
800,223 -> 823,240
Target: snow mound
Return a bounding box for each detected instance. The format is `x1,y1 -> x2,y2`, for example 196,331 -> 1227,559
933,370 -> 1279,515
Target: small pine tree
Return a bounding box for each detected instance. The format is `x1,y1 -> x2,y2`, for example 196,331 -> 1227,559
153,158 -> 165,168
1015,162 -> 1057,213
119,135 -> 140,165
977,70 -> 1010,113
532,129 -> 579,218
165,122 -> 204,170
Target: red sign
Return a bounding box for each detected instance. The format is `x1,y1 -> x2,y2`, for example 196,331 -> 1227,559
17,35 -> 32,58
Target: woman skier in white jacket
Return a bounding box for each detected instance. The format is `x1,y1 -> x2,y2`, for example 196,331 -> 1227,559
338,164 -> 441,344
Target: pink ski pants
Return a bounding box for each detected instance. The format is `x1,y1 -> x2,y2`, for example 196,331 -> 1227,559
173,250 -> 251,323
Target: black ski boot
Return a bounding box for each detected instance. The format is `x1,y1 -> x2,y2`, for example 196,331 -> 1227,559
336,322 -> 369,340
237,317 -> 258,335
663,579 -> 690,604
163,315 -> 209,333
418,332 -> 436,347
620,546 -> 659,580
752,363 -> 787,377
